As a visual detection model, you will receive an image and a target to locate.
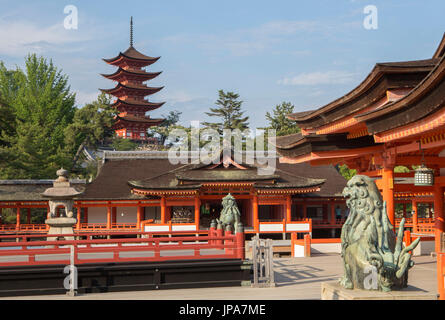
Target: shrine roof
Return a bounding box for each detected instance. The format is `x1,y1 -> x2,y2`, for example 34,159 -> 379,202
0,180 -> 86,201
275,133 -> 377,159
354,54 -> 445,135
287,59 -> 438,130
76,152 -> 346,200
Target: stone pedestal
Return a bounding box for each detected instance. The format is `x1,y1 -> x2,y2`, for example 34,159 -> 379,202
321,281 -> 437,300
45,217 -> 77,241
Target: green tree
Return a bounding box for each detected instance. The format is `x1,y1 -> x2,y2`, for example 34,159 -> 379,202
111,137 -> 138,151
147,110 -> 182,146
265,101 -> 301,136
64,92 -> 116,171
337,164 -> 356,181
202,90 -> 249,134
0,54 -> 76,179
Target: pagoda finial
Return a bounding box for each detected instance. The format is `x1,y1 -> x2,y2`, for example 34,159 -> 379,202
130,16 -> 134,47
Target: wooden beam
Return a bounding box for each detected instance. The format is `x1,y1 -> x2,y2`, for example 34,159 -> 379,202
396,156 -> 445,166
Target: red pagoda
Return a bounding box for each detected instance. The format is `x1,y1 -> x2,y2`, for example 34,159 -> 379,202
101,17 -> 164,141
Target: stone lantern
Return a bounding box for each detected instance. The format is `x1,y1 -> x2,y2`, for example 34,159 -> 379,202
42,168 -> 83,241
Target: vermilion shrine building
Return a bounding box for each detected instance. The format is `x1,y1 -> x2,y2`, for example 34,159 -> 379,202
275,33 -> 445,252
0,152 -> 347,239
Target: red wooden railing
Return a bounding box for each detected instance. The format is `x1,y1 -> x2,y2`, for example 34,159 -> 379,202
438,252 -> 445,300
0,229 -> 245,267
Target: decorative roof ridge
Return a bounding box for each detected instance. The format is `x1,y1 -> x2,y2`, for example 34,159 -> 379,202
0,179 -> 86,185
433,32 -> 445,59
102,82 -> 164,91
101,68 -> 162,77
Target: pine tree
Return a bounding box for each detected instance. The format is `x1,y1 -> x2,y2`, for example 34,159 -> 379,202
202,90 -> 249,134
147,110 -> 183,146
265,101 -> 300,136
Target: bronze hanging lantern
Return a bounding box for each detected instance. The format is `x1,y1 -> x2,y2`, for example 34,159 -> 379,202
414,141 -> 434,186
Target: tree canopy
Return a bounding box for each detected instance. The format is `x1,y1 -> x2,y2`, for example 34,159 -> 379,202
0,55 -> 76,179
202,90 -> 249,134
265,101 -> 300,136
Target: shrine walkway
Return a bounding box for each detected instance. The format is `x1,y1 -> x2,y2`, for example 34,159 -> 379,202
1,253 -> 437,300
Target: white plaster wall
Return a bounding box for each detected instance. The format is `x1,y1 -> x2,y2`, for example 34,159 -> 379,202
259,223 -> 284,232
87,207 -> 107,223
286,223 -> 310,232
311,243 -> 341,254
116,206 -> 137,223
293,244 -> 305,258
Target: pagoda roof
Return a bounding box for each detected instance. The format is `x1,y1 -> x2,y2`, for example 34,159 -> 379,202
116,114 -> 164,125
112,98 -> 165,110
103,46 -> 160,66
287,58 -> 438,130
101,68 -> 162,81
100,82 -> 164,96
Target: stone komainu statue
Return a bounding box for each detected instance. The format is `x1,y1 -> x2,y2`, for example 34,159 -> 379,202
217,193 -> 241,232
339,175 -> 420,292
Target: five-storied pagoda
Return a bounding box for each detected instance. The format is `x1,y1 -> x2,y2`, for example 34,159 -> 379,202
101,17 -> 165,141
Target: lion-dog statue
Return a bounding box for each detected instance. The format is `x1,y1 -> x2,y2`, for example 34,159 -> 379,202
217,193 -> 242,232
339,175 -> 420,292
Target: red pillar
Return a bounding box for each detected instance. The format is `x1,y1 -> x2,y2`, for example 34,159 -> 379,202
160,196 -> 166,224
107,206 -> 112,229
16,207 -> 21,229
434,185 -> 444,253
286,195 -> 292,222
235,228 -> 245,260
76,207 -> 81,230
137,205 -> 143,229
195,196 -> 201,230
382,167 -> 395,226
252,194 -> 259,232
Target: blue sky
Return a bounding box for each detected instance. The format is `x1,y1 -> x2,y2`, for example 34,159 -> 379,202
0,0 -> 444,129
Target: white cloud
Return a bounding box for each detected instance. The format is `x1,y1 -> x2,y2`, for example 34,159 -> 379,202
278,71 -> 356,86
162,20 -> 322,57
74,91 -> 99,107
0,20 -> 90,57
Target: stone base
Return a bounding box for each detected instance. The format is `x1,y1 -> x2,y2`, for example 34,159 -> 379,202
45,217 -> 77,241
321,281 -> 437,300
